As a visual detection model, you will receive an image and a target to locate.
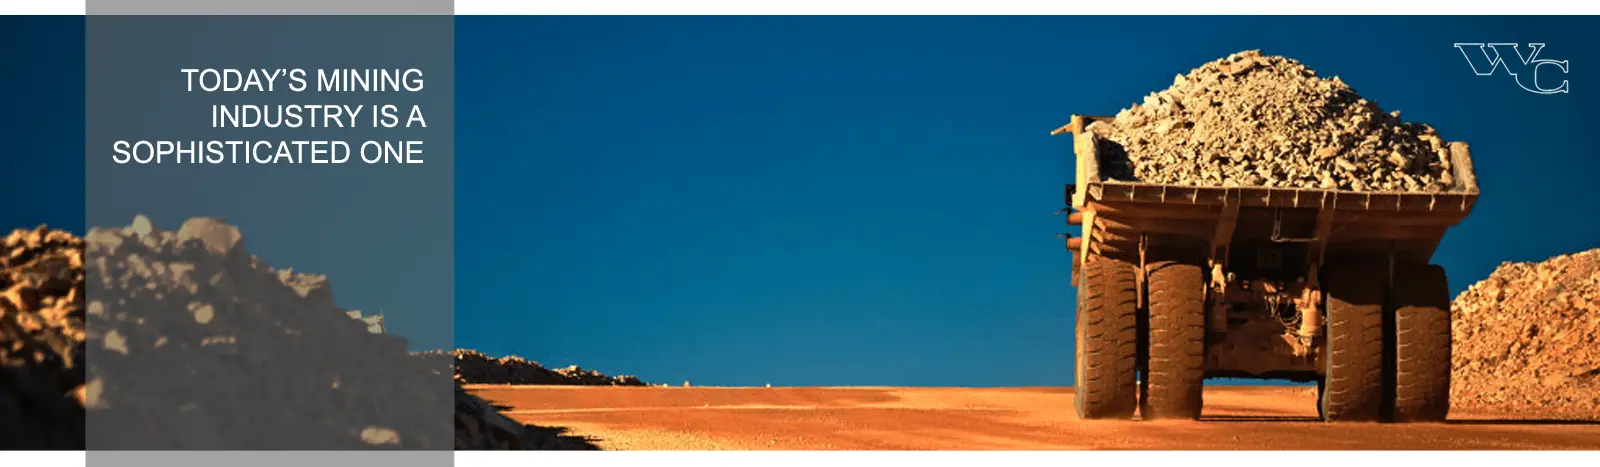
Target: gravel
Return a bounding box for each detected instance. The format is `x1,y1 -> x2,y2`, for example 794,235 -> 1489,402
0,227 -> 85,449
1451,249 -> 1600,420
83,216 -> 454,449
454,349 -> 646,386
1092,50 -> 1455,192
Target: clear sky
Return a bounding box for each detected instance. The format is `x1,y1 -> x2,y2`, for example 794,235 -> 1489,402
1,16 -> 85,234
455,16 -> 1600,387
4,16 -> 1598,389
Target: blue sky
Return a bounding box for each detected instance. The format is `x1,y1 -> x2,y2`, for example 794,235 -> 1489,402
1,16 -> 85,234
4,16 -> 1598,388
456,16 -> 1600,387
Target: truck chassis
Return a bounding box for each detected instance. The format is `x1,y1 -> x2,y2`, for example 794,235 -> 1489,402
1056,115 -> 1479,422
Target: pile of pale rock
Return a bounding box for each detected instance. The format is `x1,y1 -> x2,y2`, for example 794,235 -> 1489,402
4,217 -> 603,450
1451,249 -> 1600,420
1091,50 -> 1455,192
83,216 -> 454,449
0,226 -> 86,449
454,349 -> 645,386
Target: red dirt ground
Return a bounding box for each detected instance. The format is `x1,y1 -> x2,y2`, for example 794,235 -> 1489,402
468,385 -> 1600,450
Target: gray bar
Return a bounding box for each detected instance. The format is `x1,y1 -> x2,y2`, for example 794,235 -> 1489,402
89,451 -> 454,467
86,14 -> 454,460
88,0 -> 452,15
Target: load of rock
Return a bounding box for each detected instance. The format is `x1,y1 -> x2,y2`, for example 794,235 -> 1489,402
1451,248 -> 1600,420
454,349 -> 646,386
83,215 -> 454,449
1091,50 -> 1454,192
0,227 -> 86,449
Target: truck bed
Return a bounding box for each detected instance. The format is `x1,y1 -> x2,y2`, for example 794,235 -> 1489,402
1059,115 -> 1481,273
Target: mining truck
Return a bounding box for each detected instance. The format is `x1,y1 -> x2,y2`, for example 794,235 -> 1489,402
1053,115 -> 1480,422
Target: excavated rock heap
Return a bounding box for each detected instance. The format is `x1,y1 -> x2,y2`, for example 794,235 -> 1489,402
84,216 -> 454,449
0,227 -> 86,449
1452,249 -> 1600,420
454,349 -> 645,386
1092,50 -> 1454,192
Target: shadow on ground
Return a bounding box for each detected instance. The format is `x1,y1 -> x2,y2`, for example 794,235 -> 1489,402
1202,415 -> 1600,425
528,425 -> 602,450
1201,415 -> 1320,422
1445,419 -> 1600,426
488,402 -> 601,450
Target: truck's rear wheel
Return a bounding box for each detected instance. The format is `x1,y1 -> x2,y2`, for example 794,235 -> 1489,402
1319,260 -> 1386,422
1075,255 -> 1139,420
1139,260 -> 1206,420
1390,263 -> 1452,422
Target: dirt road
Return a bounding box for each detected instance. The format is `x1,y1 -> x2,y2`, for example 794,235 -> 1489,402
467,385 -> 1600,450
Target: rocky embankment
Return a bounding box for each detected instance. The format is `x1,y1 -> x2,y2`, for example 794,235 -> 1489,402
1452,248 -> 1600,420
82,216 -> 453,449
454,349 -> 645,386
1092,50 -> 1456,192
0,227 -> 86,449
2,219 -> 609,450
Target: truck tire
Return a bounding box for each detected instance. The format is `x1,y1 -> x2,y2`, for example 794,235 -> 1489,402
1074,255 -> 1139,420
1319,260 -> 1386,422
1390,263 -> 1452,422
1139,260 -> 1206,420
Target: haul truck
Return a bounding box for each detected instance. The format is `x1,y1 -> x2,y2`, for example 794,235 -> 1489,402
1053,115 -> 1480,422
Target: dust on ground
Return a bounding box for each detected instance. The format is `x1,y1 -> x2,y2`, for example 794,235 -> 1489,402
475,385 -> 1599,450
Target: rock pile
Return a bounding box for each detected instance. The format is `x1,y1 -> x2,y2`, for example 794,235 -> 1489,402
1451,249 -> 1600,420
347,309 -> 386,334
1092,50 -> 1454,192
454,349 -> 646,386
0,227 -> 86,449
84,216 -> 454,449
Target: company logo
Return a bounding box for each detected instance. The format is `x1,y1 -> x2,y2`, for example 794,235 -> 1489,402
1454,43 -> 1569,94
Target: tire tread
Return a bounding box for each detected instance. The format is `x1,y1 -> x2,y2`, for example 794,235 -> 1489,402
1140,260 -> 1207,420
1075,256 -> 1140,419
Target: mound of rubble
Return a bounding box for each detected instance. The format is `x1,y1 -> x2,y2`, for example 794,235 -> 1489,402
454,349 -> 645,386
84,215 -> 454,449
454,376 -> 597,450
1091,50 -> 1454,192
0,227 -> 86,449
1452,248 -> 1600,420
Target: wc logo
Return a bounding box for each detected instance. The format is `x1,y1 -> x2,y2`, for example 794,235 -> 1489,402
1454,43 -> 1569,94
